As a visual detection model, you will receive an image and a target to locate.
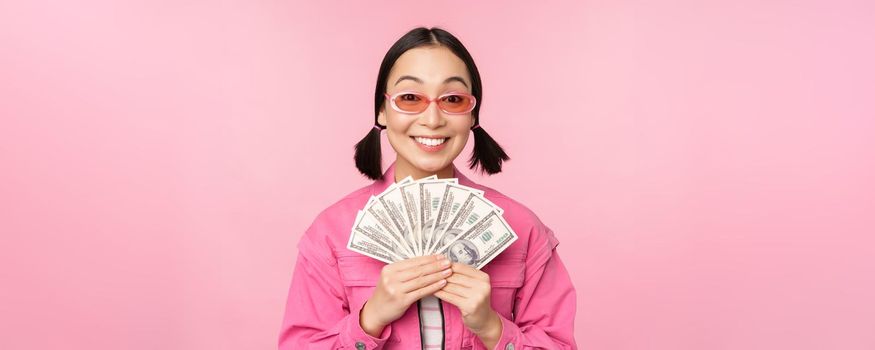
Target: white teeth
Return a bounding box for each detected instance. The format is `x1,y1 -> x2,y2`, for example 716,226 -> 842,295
414,137 -> 447,147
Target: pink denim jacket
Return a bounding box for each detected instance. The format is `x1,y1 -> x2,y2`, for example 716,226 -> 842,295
278,162 -> 577,350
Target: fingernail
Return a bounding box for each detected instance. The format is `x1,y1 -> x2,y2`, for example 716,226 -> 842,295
442,268 -> 452,275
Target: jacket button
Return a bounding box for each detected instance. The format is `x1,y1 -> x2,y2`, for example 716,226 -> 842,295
505,343 -> 515,350
355,341 -> 366,350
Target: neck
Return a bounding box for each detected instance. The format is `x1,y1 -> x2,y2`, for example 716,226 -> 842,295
393,157 -> 455,183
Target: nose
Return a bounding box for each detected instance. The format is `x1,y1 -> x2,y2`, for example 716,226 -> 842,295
419,99 -> 445,128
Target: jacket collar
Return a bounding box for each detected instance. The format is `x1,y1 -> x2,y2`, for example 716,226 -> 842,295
371,160 -> 475,195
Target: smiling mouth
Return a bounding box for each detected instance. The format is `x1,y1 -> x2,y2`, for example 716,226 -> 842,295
411,136 -> 449,147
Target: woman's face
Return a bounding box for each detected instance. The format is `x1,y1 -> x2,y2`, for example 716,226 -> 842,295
378,45 -> 475,174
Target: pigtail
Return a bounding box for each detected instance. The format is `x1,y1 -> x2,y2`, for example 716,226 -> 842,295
354,125 -> 385,180
468,124 -> 510,175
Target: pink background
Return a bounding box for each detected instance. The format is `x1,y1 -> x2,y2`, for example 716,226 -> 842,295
2,1 -> 874,349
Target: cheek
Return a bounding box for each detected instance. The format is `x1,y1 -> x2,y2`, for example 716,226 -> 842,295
386,114 -> 408,131
385,131 -> 409,154
384,116 -> 412,143
450,132 -> 470,150
450,117 -> 474,141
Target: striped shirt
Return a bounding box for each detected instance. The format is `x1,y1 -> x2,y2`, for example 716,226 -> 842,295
418,295 -> 444,349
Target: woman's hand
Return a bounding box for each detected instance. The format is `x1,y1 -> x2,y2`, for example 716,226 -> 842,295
434,262 -> 503,348
359,254 -> 452,337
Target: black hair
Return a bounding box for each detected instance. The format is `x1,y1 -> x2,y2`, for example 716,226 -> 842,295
354,26 -> 510,180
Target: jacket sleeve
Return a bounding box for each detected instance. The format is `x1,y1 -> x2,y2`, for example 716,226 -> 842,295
278,226 -> 393,350
474,222 -> 578,350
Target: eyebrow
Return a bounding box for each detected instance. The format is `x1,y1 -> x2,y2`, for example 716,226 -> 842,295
394,75 -> 469,88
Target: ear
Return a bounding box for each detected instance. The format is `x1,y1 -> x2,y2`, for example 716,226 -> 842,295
377,109 -> 387,128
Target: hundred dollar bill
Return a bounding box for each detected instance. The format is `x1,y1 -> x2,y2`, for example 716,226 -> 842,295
357,176 -> 416,258
434,210 -> 518,269
417,178 -> 458,255
372,177 -> 418,256
398,175 -> 437,256
349,174 -> 515,266
426,183 -> 484,253
347,210 -> 403,263
430,189 -> 500,254
363,201 -> 415,258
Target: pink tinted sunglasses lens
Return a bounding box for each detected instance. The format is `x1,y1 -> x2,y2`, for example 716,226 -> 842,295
392,93 -> 428,112
439,94 -> 475,113
391,93 -> 475,114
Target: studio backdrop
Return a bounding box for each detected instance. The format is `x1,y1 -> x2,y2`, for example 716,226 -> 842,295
1,0 -> 873,349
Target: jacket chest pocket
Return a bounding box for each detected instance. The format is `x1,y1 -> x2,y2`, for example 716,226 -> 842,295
461,252 -> 526,348
335,254 -> 403,345
336,254 -> 383,314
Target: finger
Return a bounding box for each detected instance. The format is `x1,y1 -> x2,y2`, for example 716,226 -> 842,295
440,281 -> 470,296
434,289 -> 465,307
400,267 -> 452,293
397,257 -> 452,282
451,262 -> 489,280
388,254 -> 445,272
446,273 -> 479,288
407,277 -> 448,302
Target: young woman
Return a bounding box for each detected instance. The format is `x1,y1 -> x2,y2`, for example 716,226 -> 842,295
279,27 -> 577,350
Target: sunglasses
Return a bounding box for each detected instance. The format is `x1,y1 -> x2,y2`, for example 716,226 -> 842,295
384,91 -> 477,115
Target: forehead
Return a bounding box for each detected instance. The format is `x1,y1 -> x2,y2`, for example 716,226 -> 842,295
388,46 -> 471,88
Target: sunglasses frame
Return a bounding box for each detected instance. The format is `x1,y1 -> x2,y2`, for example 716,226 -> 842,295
383,90 -> 477,115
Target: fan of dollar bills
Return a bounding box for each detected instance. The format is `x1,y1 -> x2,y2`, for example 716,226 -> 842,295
348,175 -> 518,269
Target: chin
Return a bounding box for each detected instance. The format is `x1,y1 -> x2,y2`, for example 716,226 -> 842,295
412,160 -> 448,173
401,153 -> 448,171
